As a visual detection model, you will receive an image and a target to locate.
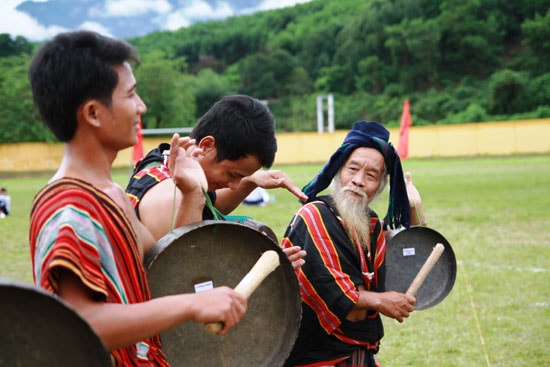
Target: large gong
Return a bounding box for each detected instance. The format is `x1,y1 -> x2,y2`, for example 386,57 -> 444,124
144,220 -> 301,367
0,278 -> 110,366
385,226 -> 457,310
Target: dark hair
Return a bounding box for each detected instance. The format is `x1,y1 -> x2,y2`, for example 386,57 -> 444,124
28,30 -> 140,142
190,95 -> 277,168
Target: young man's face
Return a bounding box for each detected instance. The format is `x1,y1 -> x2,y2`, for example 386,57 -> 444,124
336,146 -> 385,204
100,62 -> 146,151
198,142 -> 262,191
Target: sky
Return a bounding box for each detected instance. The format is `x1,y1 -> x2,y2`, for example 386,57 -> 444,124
0,0 -> 312,42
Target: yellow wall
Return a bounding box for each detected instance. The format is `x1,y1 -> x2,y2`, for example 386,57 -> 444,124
1,119 -> 548,172
275,119 -> 550,164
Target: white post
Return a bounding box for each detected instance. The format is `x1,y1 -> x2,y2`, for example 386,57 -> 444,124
316,94 -> 335,133
316,95 -> 324,133
327,94 -> 334,133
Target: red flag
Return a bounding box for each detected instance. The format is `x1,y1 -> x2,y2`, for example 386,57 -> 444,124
397,99 -> 412,160
132,119 -> 144,163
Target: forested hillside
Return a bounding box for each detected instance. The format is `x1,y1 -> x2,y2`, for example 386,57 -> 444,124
1,0 -> 549,143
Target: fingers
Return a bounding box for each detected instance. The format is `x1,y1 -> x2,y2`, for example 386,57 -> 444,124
406,293 -> 416,307
168,134 -> 180,172
405,171 -> 412,184
169,133 -> 203,169
196,287 -> 247,336
282,246 -> 306,269
170,133 -> 199,151
252,170 -> 308,201
217,290 -> 247,336
397,294 -> 415,322
284,182 -> 308,202
380,291 -> 416,323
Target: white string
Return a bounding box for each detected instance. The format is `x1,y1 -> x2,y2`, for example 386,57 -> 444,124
459,260 -> 492,367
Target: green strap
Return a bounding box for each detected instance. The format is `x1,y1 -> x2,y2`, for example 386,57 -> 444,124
202,188 -> 226,221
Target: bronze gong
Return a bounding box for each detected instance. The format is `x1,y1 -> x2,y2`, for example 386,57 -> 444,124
144,220 -> 301,367
385,226 -> 457,310
0,278 -> 110,367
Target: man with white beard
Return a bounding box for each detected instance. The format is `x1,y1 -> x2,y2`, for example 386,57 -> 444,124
282,121 -> 425,367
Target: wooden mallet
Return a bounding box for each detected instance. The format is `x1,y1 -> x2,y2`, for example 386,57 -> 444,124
406,243 -> 445,297
204,250 -> 280,334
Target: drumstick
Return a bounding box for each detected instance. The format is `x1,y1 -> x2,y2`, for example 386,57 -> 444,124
204,250 -> 280,334
406,243 -> 445,296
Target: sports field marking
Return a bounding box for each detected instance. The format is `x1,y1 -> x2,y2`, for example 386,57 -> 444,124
459,261 -> 549,273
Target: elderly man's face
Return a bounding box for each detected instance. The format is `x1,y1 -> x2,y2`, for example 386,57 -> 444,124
336,147 -> 385,204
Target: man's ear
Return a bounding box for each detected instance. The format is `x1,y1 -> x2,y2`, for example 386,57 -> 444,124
78,100 -> 102,128
198,136 -> 216,151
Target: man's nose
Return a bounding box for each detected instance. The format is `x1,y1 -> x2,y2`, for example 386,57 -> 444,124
351,172 -> 366,187
137,94 -> 147,114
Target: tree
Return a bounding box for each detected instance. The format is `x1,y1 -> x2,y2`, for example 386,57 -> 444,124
0,34 -> 33,57
438,0 -> 503,79
521,10 -> 550,73
488,69 -> 528,114
193,68 -> 234,118
0,55 -> 50,143
385,18 -> 441,90
134,51 -> 196,129
238,49 -> 299,99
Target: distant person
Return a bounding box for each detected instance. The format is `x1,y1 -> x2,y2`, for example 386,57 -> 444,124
28,30 -> 247,366
282,121 -> 426,367
243,187 -> 272,207
0,187 -> 10,218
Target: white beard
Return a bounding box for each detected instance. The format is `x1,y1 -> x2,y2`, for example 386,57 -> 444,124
331,179 -> 371,251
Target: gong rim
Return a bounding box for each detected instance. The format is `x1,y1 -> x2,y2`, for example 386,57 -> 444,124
0,278 -> 110,367
144,220 -> 301,367
385,226 -> 457,310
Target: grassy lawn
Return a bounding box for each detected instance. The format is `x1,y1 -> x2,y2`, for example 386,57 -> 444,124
1,155 -> 549,366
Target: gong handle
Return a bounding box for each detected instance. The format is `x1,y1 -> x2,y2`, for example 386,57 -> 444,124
204,250 -> 280,334
406,243 -> 445,297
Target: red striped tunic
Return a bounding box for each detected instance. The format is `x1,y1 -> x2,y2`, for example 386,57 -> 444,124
281,196 -> 385,367
29,178 -> 169,366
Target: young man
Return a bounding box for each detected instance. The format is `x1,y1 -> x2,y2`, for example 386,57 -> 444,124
243,187 -> 272,207
0,187 -> 10,218
126,95 -> 307,265
282,121 -> 425,367
28,30 -> 247,366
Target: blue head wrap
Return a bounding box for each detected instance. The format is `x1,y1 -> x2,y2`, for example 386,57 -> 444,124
302,120 -> 410,229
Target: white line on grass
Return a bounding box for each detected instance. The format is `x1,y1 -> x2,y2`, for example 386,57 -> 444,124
459,261 -> 549,273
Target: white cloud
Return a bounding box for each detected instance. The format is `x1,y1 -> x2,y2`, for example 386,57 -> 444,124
77,21 -> 115,38
0,1 -> 66,42
164,12 -> 191,31
91,0 -> 172,18
257,0 -> 312,11
177,0 -> 234,19
0,0 -> 313,41
162,0 -> 235,31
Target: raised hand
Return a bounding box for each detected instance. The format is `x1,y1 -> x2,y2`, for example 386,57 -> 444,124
169,133 -> 207,194
248,170 -> 308,202
405,171 -> 426,226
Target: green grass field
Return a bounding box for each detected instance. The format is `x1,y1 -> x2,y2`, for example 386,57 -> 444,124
1,155 -> 549,366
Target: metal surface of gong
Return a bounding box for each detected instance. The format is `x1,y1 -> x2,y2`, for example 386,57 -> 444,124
385,226 -> 457,310
0,278 -> 110,367
144,220 -> 301,367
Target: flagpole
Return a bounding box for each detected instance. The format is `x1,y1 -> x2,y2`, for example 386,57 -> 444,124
397,99 -> 412,160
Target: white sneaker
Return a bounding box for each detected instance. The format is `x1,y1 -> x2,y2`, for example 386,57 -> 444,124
0,213 -> 5,219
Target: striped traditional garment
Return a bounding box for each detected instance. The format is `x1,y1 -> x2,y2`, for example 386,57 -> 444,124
282,196 -> 385,367
29,178 -> 170,366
